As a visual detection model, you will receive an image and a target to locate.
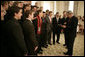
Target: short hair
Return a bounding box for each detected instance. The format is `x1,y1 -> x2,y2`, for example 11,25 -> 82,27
67,11 -> 73,14
37,10 -> 42,15
9,6 -> 22,17
31,5 -> 37,10
46,10 -> 49,12
33,6 -> 37,8
43,12 -> 45,13
56,12 -> 59,15
1,1 -> 8,6
24,10 -> 34,18
49,11 -> 52,14
63,11 -> 67,14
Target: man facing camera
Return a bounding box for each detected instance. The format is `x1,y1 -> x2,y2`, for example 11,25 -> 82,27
52,12 -> 62,44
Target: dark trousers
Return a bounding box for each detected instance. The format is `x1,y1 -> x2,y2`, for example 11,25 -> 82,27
41,31 -> 48,46
64,32 -> 68,45
67,34 -> 76,55
36,34 -> 42,52
47,30 -> 51,44
53,31 -> 60,44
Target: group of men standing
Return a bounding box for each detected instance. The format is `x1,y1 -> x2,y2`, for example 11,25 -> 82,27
1,1 -> 78,56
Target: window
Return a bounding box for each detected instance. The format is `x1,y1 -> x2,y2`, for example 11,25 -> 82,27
32,1 -> 37,6
43,1 -> 50,12
69,1 -> 74,12
54,1 -> 56,15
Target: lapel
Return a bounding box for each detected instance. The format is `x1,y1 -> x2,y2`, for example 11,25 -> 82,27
56,17 -> 60,23
47,16 -> 50,22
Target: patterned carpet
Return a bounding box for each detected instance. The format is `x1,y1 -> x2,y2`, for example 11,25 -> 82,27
38,33 -> 84,56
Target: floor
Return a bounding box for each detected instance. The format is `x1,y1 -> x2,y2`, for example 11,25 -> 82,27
38,33 -> 84,56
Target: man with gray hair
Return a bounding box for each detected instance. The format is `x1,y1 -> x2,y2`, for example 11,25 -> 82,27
61,11 -> 78,56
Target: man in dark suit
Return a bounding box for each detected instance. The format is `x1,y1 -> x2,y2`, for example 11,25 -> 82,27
32,10 -> 43,54
45,11 -> 53,45
21,10 -> 38,55
61,11 -> 69,46
62,11 -> 78,55
5,6 -> 28,56
52,12 -> 62,44
41,12 -> 48,48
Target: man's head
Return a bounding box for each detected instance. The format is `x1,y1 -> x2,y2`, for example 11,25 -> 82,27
46,10 -> 49,15
17,1 -> 23,8
49,11 -> 53,17
25,10 -> 34,20
9,6 -> 22,20
35,2 -> 38,7
63,11 -> 67,17
37,10 -> 43,17
32,6 -> 37,12
40,7 -> 43,11
56,12 -> 59,17
13,1 -> 23,8
1,1 -> 9,10
43,12 -> 46,18
24,4 -> 31,12
67,11 -> 73,18
8,1 -> 14,7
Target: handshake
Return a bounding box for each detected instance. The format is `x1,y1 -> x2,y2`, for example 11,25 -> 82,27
61,25 -> 66,28
58,24 -> 66,28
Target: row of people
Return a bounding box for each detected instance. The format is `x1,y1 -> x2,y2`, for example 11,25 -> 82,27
1,1 -> 78,56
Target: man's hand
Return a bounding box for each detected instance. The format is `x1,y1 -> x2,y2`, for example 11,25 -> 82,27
64,22 -> 67,25
62,25 -> 66,28
32,17 -> 37,20
34,46 -> 38,51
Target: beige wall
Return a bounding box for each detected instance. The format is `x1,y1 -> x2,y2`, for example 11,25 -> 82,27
77,1 -> 84,17
36,1 -> 84,17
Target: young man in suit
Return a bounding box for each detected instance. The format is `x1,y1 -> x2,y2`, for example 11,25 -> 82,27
61,11 -> 69,47
62,11 -> 78,55
5,6 -> 28,56
21,10 -> 38,56
45,11 -> 53,45
52,12 -> 62,44
32,10 -> 43,54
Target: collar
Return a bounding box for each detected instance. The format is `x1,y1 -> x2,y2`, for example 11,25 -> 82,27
56,17 -> 59,20
26,18 -> 32,23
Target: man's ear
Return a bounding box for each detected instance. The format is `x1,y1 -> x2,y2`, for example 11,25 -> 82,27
29,14 -> 31,17
14,13 -> 17,17
14,13 -> 16,16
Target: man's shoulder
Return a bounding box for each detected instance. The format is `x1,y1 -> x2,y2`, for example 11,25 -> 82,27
72,16 -> 78,21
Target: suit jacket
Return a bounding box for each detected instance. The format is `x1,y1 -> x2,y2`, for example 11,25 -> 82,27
45,15 -> 52,33
66,16 -> 78,38
5,18 -> 27,56
21,19 -> 38,53
52,17 -> 62,33
61,17 -> 69,33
